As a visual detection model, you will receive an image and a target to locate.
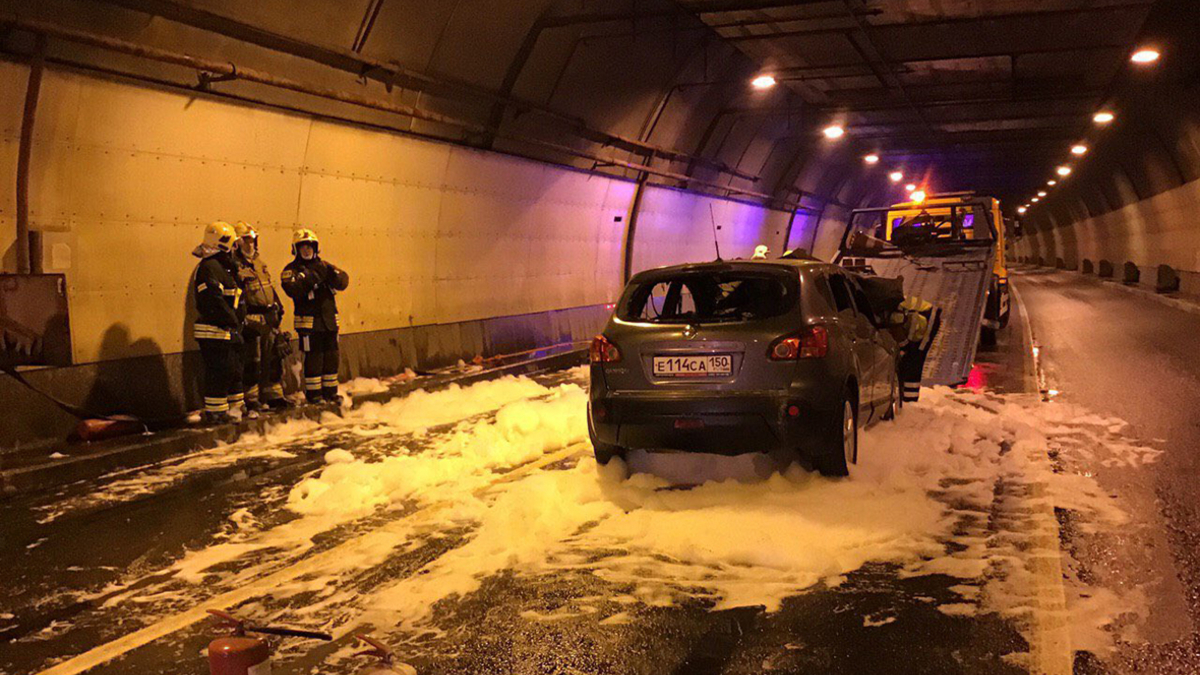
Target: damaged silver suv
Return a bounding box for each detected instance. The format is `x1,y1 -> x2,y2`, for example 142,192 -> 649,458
588,257 -> 899,476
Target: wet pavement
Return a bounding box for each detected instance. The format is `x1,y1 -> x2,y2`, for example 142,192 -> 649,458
1,278 -> 1191,674
1015,268 -> 1200,673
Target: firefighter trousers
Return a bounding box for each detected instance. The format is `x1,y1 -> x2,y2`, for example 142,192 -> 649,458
899,311 -> 942,402
299,330 -> 340,402
242,331 -> 286,405
198,338 -> 242,413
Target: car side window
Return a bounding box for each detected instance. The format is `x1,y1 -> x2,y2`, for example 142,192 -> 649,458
826,275 -> 857,317
848,280 -> 880,327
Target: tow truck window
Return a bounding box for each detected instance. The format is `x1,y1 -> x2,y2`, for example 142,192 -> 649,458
621,271 -> 797,324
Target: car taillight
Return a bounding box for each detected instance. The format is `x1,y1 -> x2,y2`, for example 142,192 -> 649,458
768,326 -> 828,360
589,335 -> 622,363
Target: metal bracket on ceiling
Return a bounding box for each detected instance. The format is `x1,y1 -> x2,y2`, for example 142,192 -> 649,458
196,65 -> 237,91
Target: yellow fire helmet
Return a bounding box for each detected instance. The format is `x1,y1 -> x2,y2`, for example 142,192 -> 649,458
291,228 -> 320,255
203,221 -> 237,253
233,221 -> 258,242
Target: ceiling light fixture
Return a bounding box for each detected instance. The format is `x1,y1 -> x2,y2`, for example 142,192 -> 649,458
1071,144 -> 1089,155
911,190 -> 927,204
1130,49 -> 1160,64
1093,111 -> 1115,124
1018,207 -> 1028,214
1032,197 -> 1040,202
1038,191 -> 1047,197
905,183 -> 917,192
751,74 -> 777,89
823,125 -> 845,139
889,171 -> 903,182
1056,166 -> 1073,177
863,154 -> 880,164
1048,180 -> 1058,186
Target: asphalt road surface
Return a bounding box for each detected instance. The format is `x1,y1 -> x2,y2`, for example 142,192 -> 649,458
2,271 -> 1193,675
1015,267 -> 1200,674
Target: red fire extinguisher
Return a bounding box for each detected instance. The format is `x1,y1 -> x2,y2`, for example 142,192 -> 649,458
354,634 -> 417,675
207,609 -> 332,675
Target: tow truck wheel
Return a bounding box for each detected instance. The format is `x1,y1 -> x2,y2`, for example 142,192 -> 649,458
981,325 -> 998,347
815,397 -> 856,477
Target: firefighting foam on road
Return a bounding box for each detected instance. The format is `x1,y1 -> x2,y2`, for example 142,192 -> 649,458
2,363 -> 1164,675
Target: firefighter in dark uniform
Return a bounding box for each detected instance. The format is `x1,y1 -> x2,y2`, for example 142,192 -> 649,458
281,229 -> 349,404
891,296 -> 942,402
191,221 -> 244,424
232,221 -> 292,412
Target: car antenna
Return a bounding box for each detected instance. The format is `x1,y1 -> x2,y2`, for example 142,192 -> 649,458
709,203 -> 723,261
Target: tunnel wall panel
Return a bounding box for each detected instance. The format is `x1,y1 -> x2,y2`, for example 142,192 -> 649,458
1016,177 -> 1200,285
629,185 -> 791,274
6,65 -> 633,364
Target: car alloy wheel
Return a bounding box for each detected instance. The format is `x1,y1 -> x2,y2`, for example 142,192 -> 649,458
842,400 -> 857,466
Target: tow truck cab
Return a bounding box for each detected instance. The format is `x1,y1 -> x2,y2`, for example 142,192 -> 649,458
882,193 -> 1010,341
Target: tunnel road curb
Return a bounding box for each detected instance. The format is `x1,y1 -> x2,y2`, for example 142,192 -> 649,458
1011,282 -> 1073,675
0,348 -> 585,500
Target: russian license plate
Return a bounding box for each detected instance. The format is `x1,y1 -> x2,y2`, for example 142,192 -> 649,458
653,354 -> 733,378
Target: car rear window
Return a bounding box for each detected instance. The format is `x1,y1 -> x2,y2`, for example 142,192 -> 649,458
619,269 -> 798,324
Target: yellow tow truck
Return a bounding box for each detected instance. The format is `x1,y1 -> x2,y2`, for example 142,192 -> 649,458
835,192 -> 1010,386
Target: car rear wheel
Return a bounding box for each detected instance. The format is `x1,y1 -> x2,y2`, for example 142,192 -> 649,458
815,397 -> 856,477
593,444 -> 623,466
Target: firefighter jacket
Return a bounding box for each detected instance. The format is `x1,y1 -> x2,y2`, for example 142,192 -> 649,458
192,251 -> 243,341
281,257 -> 349,333
891,296 -> 934,346
233,250 -> 284,334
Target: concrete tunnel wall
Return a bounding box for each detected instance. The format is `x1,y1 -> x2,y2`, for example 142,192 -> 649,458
1012,13 -> 1200,296
0,60 -> 796,449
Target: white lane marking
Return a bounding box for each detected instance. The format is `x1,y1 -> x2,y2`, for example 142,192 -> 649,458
34,445 -> 585,675
1010,280 -> 1072,675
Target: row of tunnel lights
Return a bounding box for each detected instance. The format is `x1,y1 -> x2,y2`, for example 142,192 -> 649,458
1016,48 -> 1161,216
750,73 -> 925,197
748,47 -> 1163,212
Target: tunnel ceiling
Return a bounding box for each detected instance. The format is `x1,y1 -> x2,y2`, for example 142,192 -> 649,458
1,0 -> 1181,213
679,0 -> 1156,202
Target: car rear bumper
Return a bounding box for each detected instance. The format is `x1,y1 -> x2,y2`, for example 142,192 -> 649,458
589,389 -> 835,459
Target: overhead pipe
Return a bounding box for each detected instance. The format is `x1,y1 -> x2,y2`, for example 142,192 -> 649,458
2,16 -> 487,134
505,135 -> 816,213
83,0 -> 757,182
15,32 -> 46,275
0,18 -> 800,217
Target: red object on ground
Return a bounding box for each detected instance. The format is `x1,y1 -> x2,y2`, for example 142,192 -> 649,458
207,610 -> 270,675
71,417 -> 143,443
208,636 -> 270,675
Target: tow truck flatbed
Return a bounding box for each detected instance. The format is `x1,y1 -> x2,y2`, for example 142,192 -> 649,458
834,194 -> 1010,389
